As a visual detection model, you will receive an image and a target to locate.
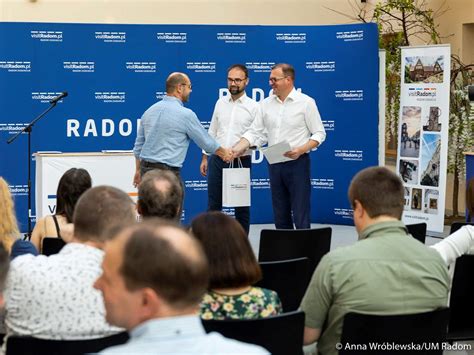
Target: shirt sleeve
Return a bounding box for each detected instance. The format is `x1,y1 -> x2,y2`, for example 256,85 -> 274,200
430,225 -> 474,266
305,98 -> 326,147
242,103 -> 267,147
300,254 -> 333,329
186,111 -> 220,154
133,116 -> 145,158
202,102 -> 219,155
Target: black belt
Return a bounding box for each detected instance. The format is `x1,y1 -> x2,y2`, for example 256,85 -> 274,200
141,160 -> 180,172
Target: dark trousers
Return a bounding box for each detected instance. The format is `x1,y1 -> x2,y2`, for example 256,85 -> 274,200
207,155 -> 251,234
268,153 -> 311,229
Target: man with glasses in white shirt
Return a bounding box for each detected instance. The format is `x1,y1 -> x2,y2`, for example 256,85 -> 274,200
200,64 -> 262,234
233,63 -> 326,229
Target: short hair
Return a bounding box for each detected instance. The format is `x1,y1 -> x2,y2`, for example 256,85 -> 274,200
0,243 -> 9,292
272,63 -> 295,80
73,186 -> 135,242
190,212 -> 261,289
227,64 -> 248,78
138,170 -> 183,221
166,73 -> 188,94
120,221 -> 209,308
56,168 -> 92,223
348,166 -> 404,219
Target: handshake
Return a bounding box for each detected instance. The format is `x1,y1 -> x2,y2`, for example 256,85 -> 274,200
215,138 -> 250,163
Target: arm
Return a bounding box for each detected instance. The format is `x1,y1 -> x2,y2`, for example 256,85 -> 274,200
200,154 -> 208,177
133,117 -> 145,187
430,225 -> 474,265
30,217 -> 46,252
133,157 -> 141,188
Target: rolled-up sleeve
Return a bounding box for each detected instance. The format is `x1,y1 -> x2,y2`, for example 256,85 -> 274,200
306,98 -> 326,147
133,117 -> 145,158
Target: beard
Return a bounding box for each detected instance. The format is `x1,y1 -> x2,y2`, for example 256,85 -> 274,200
229,86 -> 244,95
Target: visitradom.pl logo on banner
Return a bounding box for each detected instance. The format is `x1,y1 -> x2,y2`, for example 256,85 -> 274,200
275,33 -> 306,43
186,62 -> 216,73
31,31 -> 63,42
217,33 -> 246,44
335,90 -> 364,101
95,32 -> 126,43
63,61 -> 95,73
0,61 -> 31,72
32,92 -> 64,103
306,61 -> 336,72
336,30 -> 364,42
95,92 -> 126,103
245,62 -> 275,73
125,62 -> 156,73
156,32 -> 187,43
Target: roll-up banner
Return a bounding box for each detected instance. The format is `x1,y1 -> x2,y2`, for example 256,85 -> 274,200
398,45 -> 450,233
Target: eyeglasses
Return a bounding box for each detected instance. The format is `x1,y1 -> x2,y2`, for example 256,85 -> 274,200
227,78 -> 246,84
180,83 -> 192,89
269,76 -> 287,84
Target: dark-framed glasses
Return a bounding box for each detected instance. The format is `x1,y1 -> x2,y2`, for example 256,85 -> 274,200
269,76 -> 287,84
227,77 -> 246,85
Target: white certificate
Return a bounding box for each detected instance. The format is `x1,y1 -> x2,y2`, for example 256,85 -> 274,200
261,141 -> 294,164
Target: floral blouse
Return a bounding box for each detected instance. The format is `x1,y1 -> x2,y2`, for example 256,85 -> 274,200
200,287 -> 283,320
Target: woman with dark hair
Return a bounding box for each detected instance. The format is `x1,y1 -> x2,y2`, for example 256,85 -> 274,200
191,211 -> 282,320
31,168 -> 92,253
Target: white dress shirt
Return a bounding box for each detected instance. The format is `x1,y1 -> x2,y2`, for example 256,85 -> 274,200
207,93 -> 262,155
243,88 -> 326,151
4,243 -> 121,340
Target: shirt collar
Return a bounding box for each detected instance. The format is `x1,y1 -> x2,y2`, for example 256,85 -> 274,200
358,220 -> 408,241
163,95 -> 184,106
131,315 -> 205,340
226,92 -> 248,104
272,87 -> 298,103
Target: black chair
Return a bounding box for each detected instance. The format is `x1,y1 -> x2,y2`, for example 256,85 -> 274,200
202,310 -> 304,355
406,222 -> 427,244
447,254 -> 474,341
340,309 -> 450,354
6,332 -> 129,355
258,227 -> 331,289
255,257 -> 310,312
450,222 -> 474,234
41,238 -> 66,256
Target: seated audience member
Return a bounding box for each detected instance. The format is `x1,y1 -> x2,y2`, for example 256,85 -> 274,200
431,225 -> 474,266
191,212 -> 282,320
0,178 -> 20,253
31,168 -> 92,253
137,169 -> 183,221
301,167 -> 449,355
94,221 -> 269,354
4,185 -> 136,340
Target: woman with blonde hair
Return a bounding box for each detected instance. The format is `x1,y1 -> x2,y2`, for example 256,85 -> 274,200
0,177 -> 20,253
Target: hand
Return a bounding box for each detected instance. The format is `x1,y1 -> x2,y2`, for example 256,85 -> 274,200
222,148 -> 233,163
200,158 -> 208,177
133,170 -> 141,188
232,138 -> 250,158
284,147 -> 304,160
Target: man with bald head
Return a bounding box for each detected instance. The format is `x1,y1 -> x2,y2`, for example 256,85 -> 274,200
133,72 -> 233,187
94,221 -> 268,354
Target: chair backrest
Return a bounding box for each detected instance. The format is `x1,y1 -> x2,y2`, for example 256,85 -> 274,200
255,257 -> 310,312
202,310 -> 304,355
340,309 -> 450,355
42,237 -> 66,256
406,222 -> 427,244
6,332 -> 129,355
448,254 -> 474,341
258,227 -> 331,288
450,222 -> 474,234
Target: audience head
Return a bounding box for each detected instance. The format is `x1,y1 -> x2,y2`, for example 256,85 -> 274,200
348,166 -> 404,232
0,243 -> 9,307
94,219 -> 209,330
0,177 -> 19,252
191,211 -> 261,289
137,170 -> 183,221
73,186 -> 136,243
56,168 -> 92,223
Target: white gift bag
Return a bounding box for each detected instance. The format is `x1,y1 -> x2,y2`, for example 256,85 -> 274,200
222,158 -> 251,207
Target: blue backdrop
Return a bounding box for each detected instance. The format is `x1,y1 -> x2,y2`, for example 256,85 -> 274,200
0,22 -> 379,230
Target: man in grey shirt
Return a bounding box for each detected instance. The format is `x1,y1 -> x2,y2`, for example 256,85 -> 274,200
133,72 -> 232,187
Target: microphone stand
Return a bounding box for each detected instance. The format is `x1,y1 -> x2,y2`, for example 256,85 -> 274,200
6,101 -> 60,237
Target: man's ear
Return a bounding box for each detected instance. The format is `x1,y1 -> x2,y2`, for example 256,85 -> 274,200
353,200 -> 364,218
139,287 -> 161,319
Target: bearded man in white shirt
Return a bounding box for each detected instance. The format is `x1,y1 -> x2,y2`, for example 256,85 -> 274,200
233,63 -> 326,229
200,64 -> 261,234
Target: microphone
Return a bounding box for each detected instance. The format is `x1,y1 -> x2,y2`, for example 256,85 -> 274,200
50,92 -> 68,104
